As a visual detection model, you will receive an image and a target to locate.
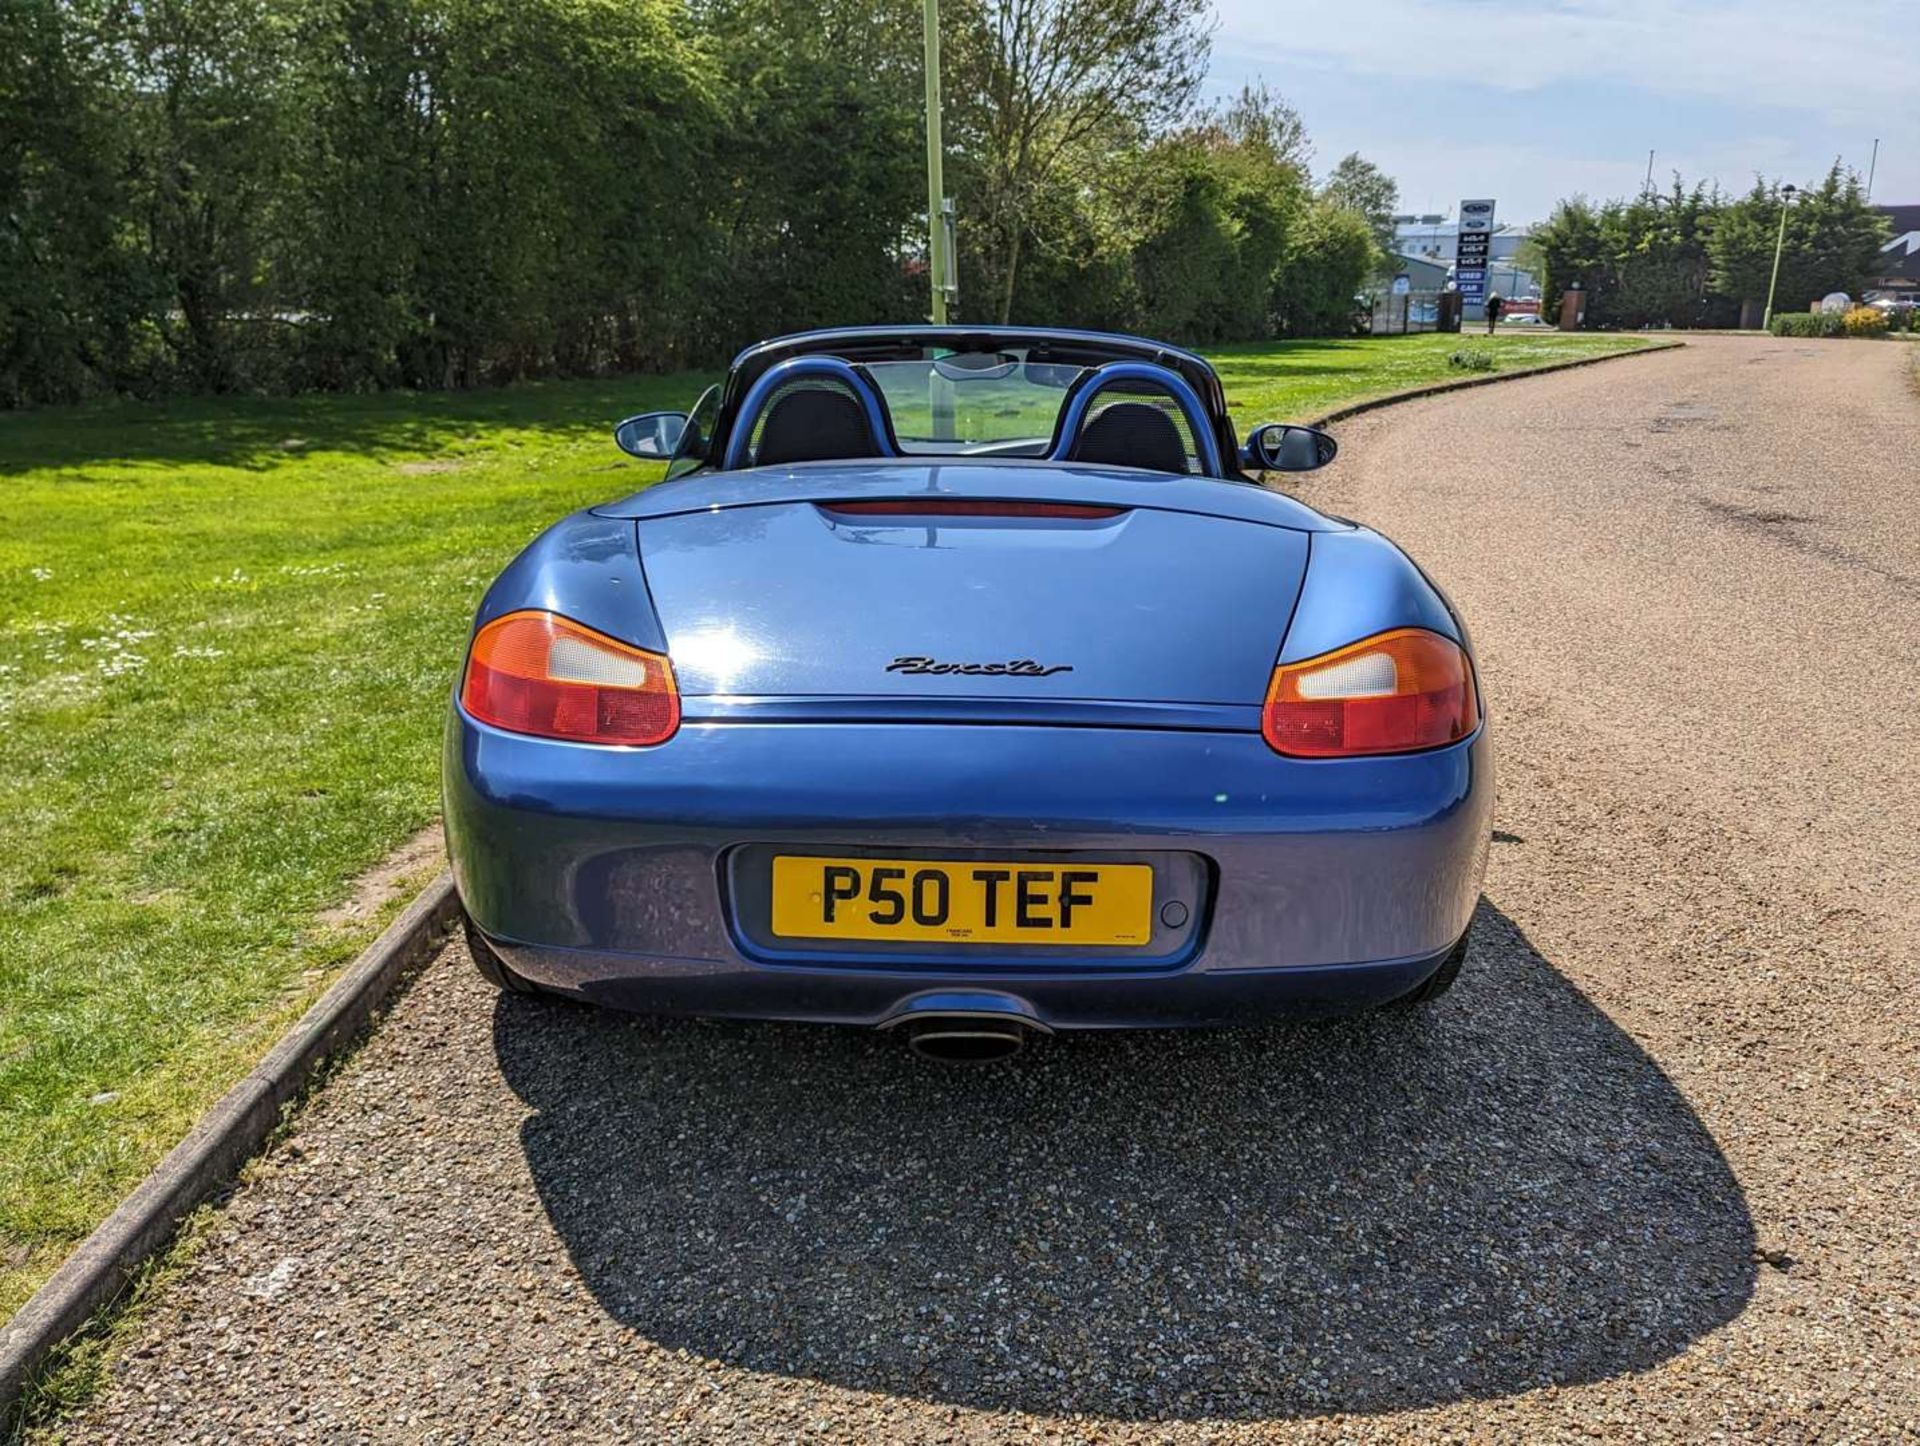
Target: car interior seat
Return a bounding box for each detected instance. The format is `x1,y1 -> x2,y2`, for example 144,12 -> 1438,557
1068,400 -> 1189,475
754,383 -> 882,466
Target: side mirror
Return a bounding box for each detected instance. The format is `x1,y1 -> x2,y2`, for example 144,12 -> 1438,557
1243,423 -> 1337,473
614,411 -> 688,460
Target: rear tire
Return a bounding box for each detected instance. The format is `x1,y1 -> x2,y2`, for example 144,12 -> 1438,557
1391,930 -> 1470,1008
461,910 -> 537,995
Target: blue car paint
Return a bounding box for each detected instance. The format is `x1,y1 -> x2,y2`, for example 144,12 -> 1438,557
474,508 -> 668,650
592,458 -> 1339,531
447,326 -> 1492,1031
1279,528 -> 1466,663
443,713 -> 1490,1028
631,499 -> 1311,704
478,488 -> 1460,699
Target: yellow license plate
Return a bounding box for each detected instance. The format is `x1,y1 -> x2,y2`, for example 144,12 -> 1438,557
769,855 -> 1154,946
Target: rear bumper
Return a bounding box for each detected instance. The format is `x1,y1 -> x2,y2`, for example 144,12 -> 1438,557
444,711 -> 1491,1030
474,934 -> 1465,1028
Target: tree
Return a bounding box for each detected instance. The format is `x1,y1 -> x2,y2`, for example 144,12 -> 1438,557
0,0 -> 298,400
1606,183 -> 1726,328
285,0 -> 720,389
951,0 -> 1213,322
116,0 -> 297,392
1709,165 -> 1891,313
0,0 -> 150,404
1523,181 -> 1737,329
280,0 -> 447,389
1274,199 -> 1373,336
1112,118 -> 1306,345
694,0 -> 924,347
1204,82 -> 1311,171
1319,152 -> 1399,256
6,0 -> 1408,404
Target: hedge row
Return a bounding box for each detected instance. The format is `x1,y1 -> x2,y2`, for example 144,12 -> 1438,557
1769,308 -> 1892,338
1,0 -> 1378,407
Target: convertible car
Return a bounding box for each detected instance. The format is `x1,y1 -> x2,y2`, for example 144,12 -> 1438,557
444,326 -> 1490,1060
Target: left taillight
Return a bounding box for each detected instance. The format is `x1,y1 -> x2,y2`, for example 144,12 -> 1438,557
1263,627 -> 1478,758
460,610 -> 679,747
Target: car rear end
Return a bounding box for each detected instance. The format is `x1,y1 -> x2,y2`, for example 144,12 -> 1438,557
443,467 -> 1490,1036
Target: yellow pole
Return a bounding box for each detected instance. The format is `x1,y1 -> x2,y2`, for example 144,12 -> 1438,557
923,0 -> 948,324
1763,185 -> 1797,330
922,0 -> 957,440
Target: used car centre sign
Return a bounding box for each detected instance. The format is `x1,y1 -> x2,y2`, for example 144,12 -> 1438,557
1456,198 -> 1496,304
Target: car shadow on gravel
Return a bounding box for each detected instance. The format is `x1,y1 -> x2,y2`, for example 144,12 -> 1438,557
493,902 -> 1754,1422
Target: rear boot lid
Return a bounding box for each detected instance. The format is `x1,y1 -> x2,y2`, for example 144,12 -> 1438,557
624,464 -> 1313,713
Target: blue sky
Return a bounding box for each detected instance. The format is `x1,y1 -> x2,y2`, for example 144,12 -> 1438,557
1206,0 -> 1918,225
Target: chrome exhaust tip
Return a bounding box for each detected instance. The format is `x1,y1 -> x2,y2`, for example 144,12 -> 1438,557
901,1017 -> 1034,1064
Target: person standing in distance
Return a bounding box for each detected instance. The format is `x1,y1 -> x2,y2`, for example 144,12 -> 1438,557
1484,292 -> 1504,335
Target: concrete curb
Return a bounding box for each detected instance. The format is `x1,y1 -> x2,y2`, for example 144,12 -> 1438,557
1306,338 -> 1686,429
0,872 -> 461,1419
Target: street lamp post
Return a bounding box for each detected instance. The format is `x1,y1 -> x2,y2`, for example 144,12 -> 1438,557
1762,183 -> 1798,330
922,0 -> 949,324
922,0 -> 958,437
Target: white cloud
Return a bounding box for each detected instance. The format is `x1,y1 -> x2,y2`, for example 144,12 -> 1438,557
1211,0 -> 1916,127
1207,0 -> 1918,217
1366,132 -> 1806,221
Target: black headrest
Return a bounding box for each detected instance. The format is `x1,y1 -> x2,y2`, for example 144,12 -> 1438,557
1069,400 -> 1188,475
755,385 -> 880,466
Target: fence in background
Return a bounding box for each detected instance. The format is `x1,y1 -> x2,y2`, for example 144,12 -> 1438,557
1369,291 -> 1456,335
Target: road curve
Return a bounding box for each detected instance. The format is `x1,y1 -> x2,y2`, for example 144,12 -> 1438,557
60,336 -> 1920,1442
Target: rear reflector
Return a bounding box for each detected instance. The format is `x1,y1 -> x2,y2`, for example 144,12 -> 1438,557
1263,628 -> 1478,758
823,499 -> 1124,520
461,610 -> 679,746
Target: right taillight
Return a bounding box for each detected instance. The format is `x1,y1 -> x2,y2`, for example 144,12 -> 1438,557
1263,628 -> 1479,758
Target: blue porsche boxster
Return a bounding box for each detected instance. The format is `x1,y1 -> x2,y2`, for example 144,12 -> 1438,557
444,327 -> 1490,1060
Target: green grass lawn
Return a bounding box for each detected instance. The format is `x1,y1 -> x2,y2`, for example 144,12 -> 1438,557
0,331 -> 1651,1318
1207,330 -> 1650,418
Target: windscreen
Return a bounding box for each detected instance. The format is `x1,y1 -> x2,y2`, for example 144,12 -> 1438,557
862,350 -> 1077,457
724,338 -> 1219,472
858,349 -> 1206,473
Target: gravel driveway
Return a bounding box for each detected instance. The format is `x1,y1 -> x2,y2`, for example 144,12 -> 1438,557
60,336 -> 1920,1442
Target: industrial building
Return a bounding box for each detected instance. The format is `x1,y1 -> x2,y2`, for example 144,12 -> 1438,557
1392,214 -> 1539,308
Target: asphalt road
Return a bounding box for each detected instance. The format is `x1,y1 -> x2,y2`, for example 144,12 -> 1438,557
60,336 -> 1920,1442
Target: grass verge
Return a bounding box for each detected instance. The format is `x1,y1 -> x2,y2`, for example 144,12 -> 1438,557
0,331 -> 1654,1320
1206,331 -> 1649,418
